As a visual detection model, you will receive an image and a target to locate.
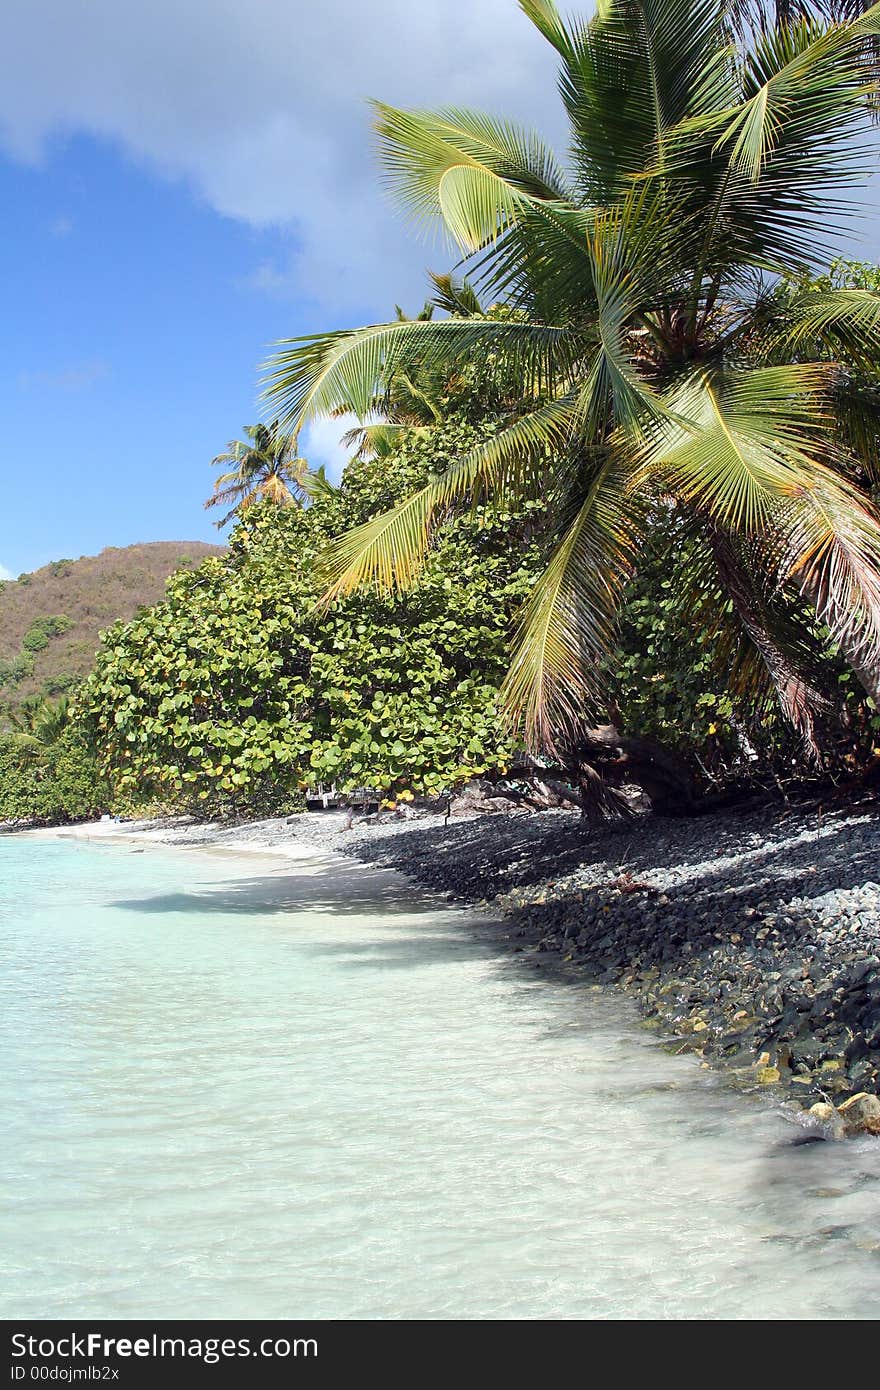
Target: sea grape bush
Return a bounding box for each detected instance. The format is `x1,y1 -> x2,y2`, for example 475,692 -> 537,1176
21,614 -> 72,652
80,422 -> 542,813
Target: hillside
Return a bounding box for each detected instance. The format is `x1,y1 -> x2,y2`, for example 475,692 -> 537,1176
0,542 -> 226,708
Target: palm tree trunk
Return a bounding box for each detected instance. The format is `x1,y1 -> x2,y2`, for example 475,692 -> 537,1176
707,526 -> 825,757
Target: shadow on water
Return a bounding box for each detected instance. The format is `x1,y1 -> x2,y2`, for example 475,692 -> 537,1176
111,865 -> 442,920
110,856 -> 511,970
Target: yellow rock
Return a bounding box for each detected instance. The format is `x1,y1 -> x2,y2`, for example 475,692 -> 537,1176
756,1051 -> 771,1067
755,1066 -> 780,1084
809,1102 -> 837,1121
692,1019 -> 708,1032
820,1059 -> 843,1072
837,1092 -> 880,1136
838,1091 -> 873,1112
808,1102 -> 845,1139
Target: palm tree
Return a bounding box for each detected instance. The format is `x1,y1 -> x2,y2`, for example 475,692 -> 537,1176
262,0 -> 880,756
205,422 -> 310,527
4,694 -> 71,754
333,281 -> 485,461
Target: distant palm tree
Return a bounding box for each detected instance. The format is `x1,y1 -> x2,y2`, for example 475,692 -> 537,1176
4,694 -> 70,752
205,422 -> 310,527
30,694 -> 71,745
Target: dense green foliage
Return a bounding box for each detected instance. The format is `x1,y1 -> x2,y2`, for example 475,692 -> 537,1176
0,652 -> 35,691
21,615 -> 72,653
0,617 -> 70,694
0,728 -> 110,825
613,516 -> 876,782
81,422 -> 544,814
78,413 -> 874,822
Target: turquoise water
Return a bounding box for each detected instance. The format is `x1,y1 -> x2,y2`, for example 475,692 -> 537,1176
1,833 -> 879,1321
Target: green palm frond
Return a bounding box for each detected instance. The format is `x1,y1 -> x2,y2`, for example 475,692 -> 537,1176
428,271 -> 485,316
299,464 -> 339,500
373,102 -> 572,244
832,378 -> 880,478
521,0 -> 730,198
636,364 -> 838,530
317,396 -> 586,600
715,11 -> 879,184
502,461 -> 638,747
338,421 -> 418,461
769,287 -> 880,368
261,317 -> 580,432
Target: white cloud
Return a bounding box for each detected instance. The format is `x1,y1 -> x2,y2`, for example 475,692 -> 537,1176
0,562 -> 13,581
0,1 -> 566,317
17,359 -> 110,392
239,260 -> 300,301
49,214 -> 73,237
301,414 -> 359,483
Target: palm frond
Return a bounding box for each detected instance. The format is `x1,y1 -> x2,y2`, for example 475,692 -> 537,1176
502,459 -> 638,748
428,271 -> 485,316
636,364 -> 838,530
521,0 -> 730,199
769,286 -> 880,369
783,481 -> 880,669
373,102 -> 572,247
317,396 -> 586,601
300,464 -> 339,501
261,317 -> 579,432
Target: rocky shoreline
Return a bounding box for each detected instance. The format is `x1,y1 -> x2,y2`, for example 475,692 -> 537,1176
22,796 -> 880,1138
338,801 -> 880,1139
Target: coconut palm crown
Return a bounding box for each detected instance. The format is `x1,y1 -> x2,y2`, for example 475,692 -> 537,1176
205,421 -> 311,527
262,0 -> 880,752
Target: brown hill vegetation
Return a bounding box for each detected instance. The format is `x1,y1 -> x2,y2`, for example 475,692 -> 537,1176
0,542 -> 225,708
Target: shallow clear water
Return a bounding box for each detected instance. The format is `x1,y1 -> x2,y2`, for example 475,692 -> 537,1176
1,834 -> 879,1321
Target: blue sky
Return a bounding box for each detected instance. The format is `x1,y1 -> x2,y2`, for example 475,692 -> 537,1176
0,139 -> 315,574
0,133 -> 433,577
0,0 -> 565,578
1,0 -> 879,578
